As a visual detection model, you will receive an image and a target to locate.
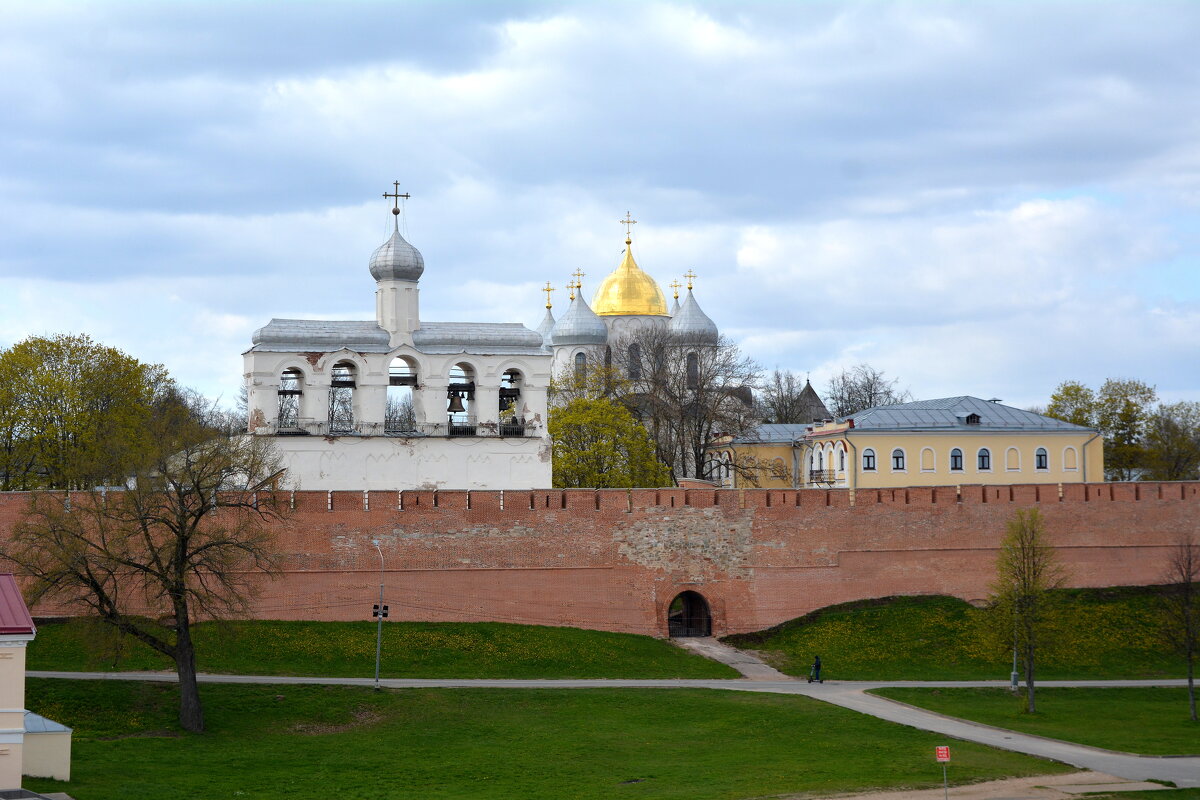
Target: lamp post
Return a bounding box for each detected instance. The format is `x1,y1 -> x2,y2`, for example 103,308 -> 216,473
372,540 -> 385,691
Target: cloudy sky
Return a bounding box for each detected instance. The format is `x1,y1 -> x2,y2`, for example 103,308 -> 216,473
2,0 -> 1198,409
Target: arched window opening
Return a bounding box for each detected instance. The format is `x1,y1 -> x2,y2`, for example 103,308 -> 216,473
1006,447 -> 1021,471
1035,447 -> 1049,471
386,356 -> 418,434
891,448 -> 906,471
978,448 -> 992,471
667,591 -> 712,637
1063,446 -> 1079,471
574,351 -> 587,381
838,449 -> 846,472
686,351 -> 700,389
950,448 -> 964,471
499,369 -> 525,436
862,448 -> 876,471
628,343 -> 642,380
817,450 -> 824,470
277,368 -> 303,430
328,361 -> 357,434
447,363 -> 476,436
920,447 -> 935,472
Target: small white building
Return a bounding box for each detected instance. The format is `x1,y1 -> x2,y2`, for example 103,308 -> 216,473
244,201 -> 553,490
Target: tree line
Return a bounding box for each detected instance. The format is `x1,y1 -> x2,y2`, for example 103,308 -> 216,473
1044,379 -> 1200,481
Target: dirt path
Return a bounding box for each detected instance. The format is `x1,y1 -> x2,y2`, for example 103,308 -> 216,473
784,771 -> 1168,800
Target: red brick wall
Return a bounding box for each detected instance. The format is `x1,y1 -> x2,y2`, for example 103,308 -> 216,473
2,483 -> 1197,637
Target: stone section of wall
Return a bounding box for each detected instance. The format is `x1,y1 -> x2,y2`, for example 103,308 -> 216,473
1,483 -> 1197,637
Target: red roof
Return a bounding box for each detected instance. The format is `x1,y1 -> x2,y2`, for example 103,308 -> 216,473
0,574 -> 35,636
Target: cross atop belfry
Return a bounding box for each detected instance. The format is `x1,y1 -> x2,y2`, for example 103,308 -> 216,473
383,181 -> 411,217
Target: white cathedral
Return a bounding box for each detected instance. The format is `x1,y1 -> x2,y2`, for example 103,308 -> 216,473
243,197 -> 719,490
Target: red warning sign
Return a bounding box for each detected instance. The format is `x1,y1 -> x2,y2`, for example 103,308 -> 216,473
935,746 -> 951,762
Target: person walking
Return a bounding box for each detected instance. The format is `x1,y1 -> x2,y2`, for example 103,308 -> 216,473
809,655 -> 822,683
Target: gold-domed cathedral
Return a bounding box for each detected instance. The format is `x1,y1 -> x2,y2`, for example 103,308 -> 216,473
544,213 -> 720,377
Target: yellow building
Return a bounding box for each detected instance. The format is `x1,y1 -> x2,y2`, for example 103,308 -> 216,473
799,396 -> 1103,490
709,396 -> 1103,490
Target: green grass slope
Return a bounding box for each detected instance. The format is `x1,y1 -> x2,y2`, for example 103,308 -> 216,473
27,619 -> 738,679
723,586 -> 1188,680
25,678 -> 1070,800
872,687 -> 1199,756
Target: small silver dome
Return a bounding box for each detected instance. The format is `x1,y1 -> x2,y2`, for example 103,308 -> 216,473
369,228 -> 425,282
551,294 -> 608,346
535,308 -> 556,350
668,290 -> 719,344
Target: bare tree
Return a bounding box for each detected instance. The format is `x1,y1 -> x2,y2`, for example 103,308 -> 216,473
824,363 -> 912,418
607,328 -> 760,481
385,395 -> 417,433
1161,532 -> 1199,721
757,369 -> 830,424
990,508 -> 1067,713
3,393 -> 285,732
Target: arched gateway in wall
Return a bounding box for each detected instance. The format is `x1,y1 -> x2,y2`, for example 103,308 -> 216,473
667,591 -> 712,637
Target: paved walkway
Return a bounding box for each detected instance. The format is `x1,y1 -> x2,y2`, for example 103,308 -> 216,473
29,666 -> 1200,789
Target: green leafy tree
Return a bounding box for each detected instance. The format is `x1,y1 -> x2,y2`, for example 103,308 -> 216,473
990,508 -> 1066,713
1096,378 -> 1157,481
1045,380 -> 1096,427
1143,402 -> 1200,481
0,334 -> 170,490
549,396 -> 671,488
4,392 -> 285,732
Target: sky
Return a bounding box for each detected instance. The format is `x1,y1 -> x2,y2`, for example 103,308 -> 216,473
2,0 -> 1198,410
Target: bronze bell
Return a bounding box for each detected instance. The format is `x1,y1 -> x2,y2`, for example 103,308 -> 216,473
446,392 -> 466,414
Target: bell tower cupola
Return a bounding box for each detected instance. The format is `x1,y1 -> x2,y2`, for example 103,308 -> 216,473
373,181 -> 423,346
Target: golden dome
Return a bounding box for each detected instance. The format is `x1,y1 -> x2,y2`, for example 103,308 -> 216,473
592,238 -> 669,316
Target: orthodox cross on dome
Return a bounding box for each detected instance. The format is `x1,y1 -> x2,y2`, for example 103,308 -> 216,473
669,279 -> 681,300
684,269 -> 697,290
619,211 -> 637,242
383,181 -> 411,223
572,268 -> 585,288
566,277 -> 579,301
543,281 -> 555,309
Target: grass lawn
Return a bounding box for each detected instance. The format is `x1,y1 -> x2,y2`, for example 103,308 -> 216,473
872,687 -> 1200,756
24,678 -> 1071,800
723,587 -> 1188,680
27,618 -> 738,679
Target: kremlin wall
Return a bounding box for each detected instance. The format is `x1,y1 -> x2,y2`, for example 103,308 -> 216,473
1,482 -> 1197,637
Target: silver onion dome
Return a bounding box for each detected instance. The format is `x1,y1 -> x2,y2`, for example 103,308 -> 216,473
369,228 -> 425,282
668,289 -> 719,344
551,293 -> 608,346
